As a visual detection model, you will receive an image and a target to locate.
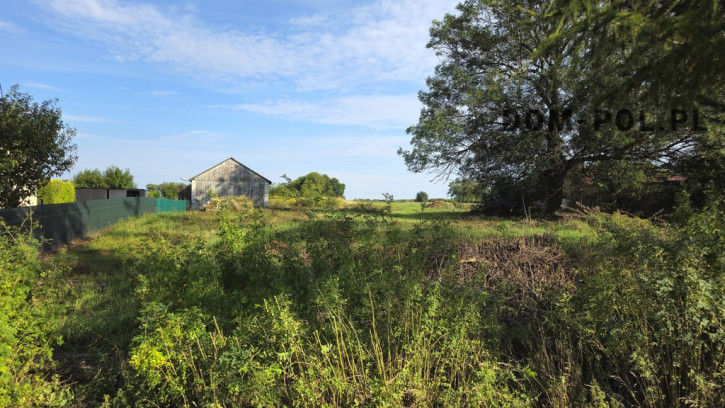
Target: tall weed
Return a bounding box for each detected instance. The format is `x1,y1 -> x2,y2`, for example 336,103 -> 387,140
0,221 -> 69,406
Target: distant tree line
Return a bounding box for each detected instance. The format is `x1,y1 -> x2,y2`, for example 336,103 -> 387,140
73,166 -> 136,189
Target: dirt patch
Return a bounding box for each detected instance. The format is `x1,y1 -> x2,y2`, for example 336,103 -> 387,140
446,234 -> 575,301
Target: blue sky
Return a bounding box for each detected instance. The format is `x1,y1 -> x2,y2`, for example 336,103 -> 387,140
1,0 -> 460,199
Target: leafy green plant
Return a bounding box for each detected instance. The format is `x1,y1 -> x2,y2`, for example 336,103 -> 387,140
46,194 -> 725,407
0,220 -> 69,406
38,179 -> 75,204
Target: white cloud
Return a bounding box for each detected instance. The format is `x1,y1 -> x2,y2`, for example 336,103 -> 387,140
20,81 -> 62,91
64,114 -> 112,123
148,89 -> 178,98
0,19 -> 22,34
71,130 -> 246,183
42,0 -> 456,89
231,94 -> 421,130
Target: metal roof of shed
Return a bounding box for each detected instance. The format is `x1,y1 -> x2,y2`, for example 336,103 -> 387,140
189,157 -> 272,184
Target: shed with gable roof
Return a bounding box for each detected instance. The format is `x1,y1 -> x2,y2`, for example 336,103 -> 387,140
189,157 -> 271,209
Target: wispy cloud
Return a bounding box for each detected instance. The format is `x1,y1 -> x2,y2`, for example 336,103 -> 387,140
230,94 -> 421,130
42,0 -> 455,90
64,114 -> 112,123
148,89 -> 178,98
0,19 -> 23,35
20,81 -> 63,91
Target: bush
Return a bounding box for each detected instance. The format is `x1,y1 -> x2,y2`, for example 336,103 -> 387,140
37,179 -> 75,204
201,196 -> 255,212
71,169 -> 106,189
98,198 -> 725,406
0,221 -> 68,406
114,211 -> 534,406
319,196 -> 346,209
415,191 -> 429,202
146,182 -> 186,199
269,183 -> 296,198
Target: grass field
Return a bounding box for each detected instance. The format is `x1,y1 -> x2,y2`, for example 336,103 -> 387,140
3,200 -> 724,407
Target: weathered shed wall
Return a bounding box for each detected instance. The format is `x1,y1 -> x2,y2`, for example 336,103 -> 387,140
190,158 -> 269,209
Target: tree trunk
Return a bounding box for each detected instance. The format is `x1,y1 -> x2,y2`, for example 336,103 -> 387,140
544,169 -> 566,215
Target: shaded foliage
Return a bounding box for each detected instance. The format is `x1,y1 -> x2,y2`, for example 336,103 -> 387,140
448,178 -> 482,203
146,182 -> 186,199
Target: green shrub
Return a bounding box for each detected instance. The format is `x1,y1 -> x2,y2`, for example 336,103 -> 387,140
37,179 -> 75,204
535,207 -> 725,407
269,183 -> 296,198
102,201 -> 725,407
319,196 -> 346,209
0,221 -> 69,406
415,191 -> 428,202
201,195 -> 255,212
269,195 -> 346,209
117,211 -> 534,406
146,182 -> 186,199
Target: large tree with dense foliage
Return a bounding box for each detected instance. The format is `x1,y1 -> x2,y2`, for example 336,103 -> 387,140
0,85 -> 77,208
538,0 -> 725,208
400,0 -> 710,214
538,0 -> 723,107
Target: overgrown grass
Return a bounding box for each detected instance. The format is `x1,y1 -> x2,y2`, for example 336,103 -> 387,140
3,202 -> 724,407
44,212 -> 219,404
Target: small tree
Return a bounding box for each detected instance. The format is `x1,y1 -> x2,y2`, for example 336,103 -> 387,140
37,179 -> 75,204
0,85 -> 77,207
146,183 -> 161,198
159,182 -> 185,199
73,169 -> 107,188
103,165 -> 136,189
415,191 -> 429,202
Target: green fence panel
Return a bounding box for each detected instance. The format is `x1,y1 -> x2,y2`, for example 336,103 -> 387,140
0,197 -> 189,248
0,197 -> 158,247
155,199 -> 188,213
